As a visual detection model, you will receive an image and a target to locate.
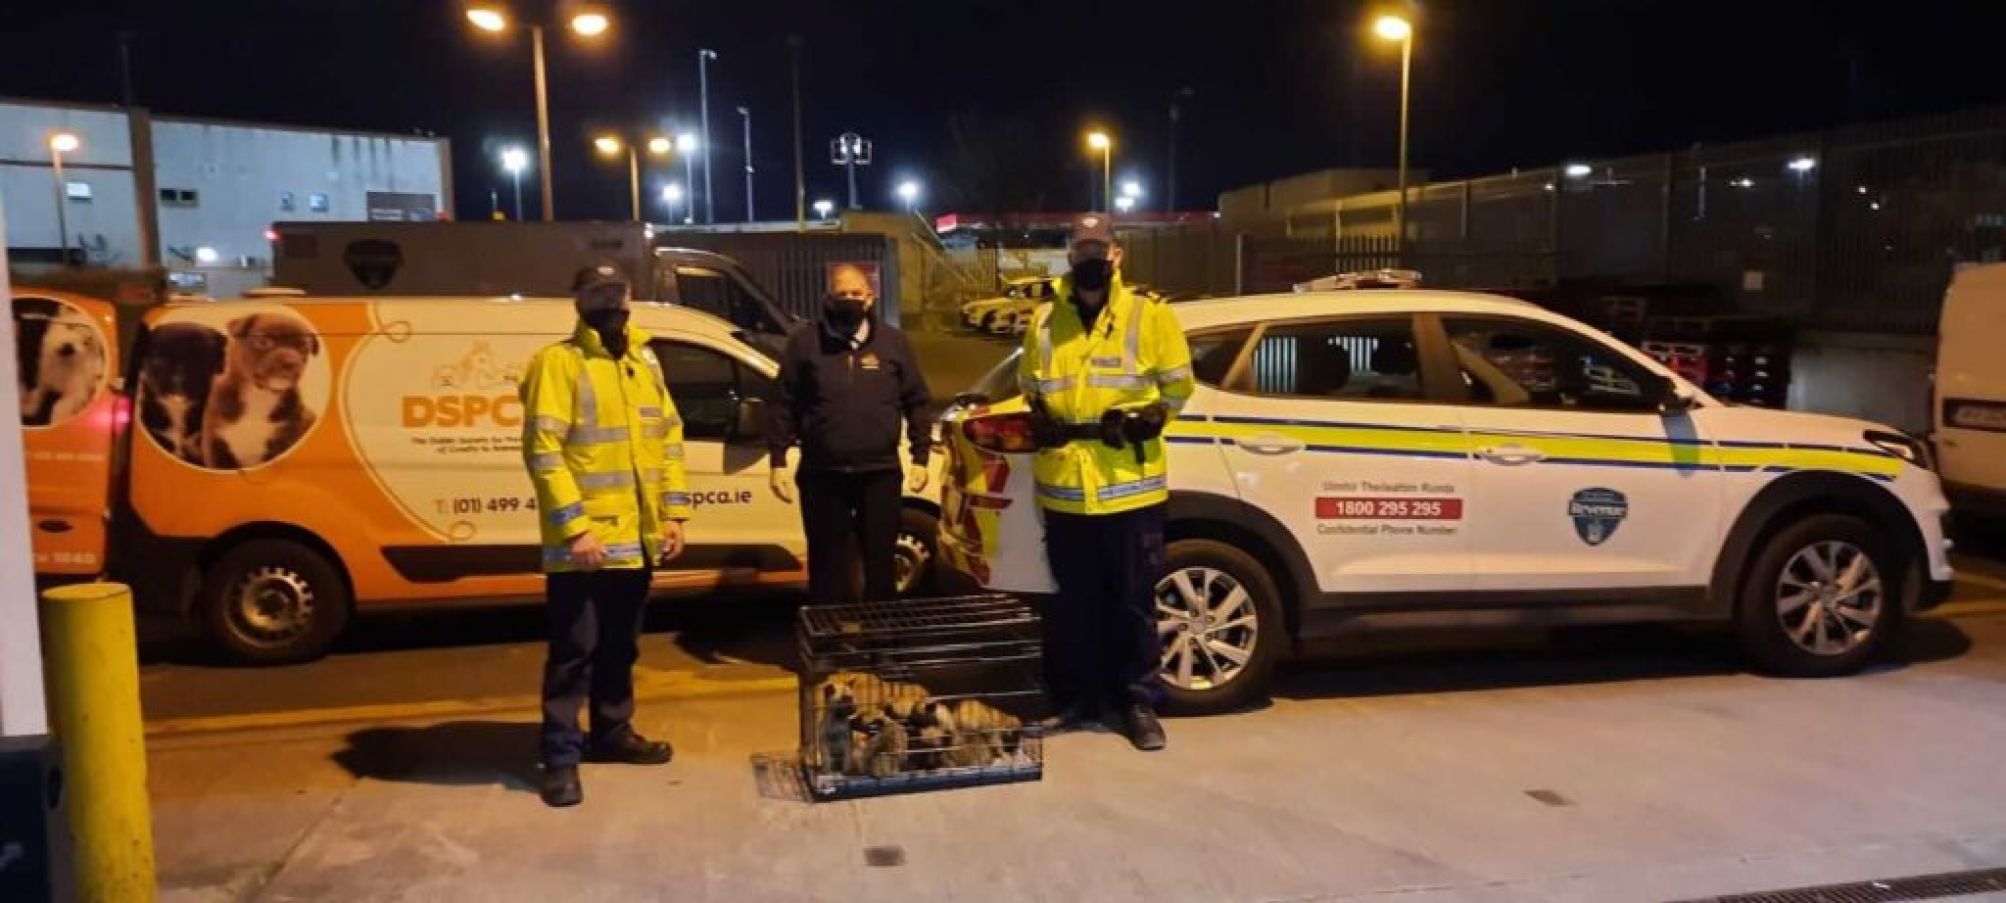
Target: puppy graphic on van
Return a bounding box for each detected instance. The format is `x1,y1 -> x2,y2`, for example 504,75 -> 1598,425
202,311 -> 321,469
19,303 -> 105,427
139,322 -> 229,464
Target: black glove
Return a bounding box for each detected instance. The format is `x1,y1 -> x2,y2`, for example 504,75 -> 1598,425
1098,408 -> 1129,450
1028,402 -> 1070,449
1120,402 -> 1170,444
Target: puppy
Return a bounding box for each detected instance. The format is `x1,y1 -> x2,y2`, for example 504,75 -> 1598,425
21,305 -> 104,426
139,323 -> 228,464
849,712 -> 908,779
203,312 -> 320,469
945,699 -> 1024,767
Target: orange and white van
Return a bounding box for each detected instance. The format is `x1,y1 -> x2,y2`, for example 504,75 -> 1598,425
15,289 -> 123,579
15,292 -> 946,663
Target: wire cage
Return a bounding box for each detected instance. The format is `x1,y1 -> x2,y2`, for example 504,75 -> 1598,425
797,594 -> 1045,800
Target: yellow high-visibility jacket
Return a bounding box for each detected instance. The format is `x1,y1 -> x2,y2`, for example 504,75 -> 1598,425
1018,275 -> 1195,515
521,322 -> 692,572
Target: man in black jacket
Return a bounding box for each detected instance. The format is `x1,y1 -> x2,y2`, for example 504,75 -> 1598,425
768,263 -> 932,604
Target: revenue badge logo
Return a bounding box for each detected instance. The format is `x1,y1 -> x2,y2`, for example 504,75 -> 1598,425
1568,487 -> 1629,546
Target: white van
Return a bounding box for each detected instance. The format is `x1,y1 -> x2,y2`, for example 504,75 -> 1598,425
1935,264 -> 2006,517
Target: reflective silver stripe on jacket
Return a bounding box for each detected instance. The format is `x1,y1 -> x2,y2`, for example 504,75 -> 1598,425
544,542 -> 646,567
576,471 -> 635,490
664,442 -> 685,460
1086,373 -> 1151,390
1029,376 -> 1077,394
1034,482 -> 1086,502
1033,304 -> 1056,373
638,406 -> 663,419
569,425 -> 631,445
569,345 -> 600,425
1153,364 -> 1193,386
531,415 -> 569,436
662,491 -> 692,508
548,502 -> 585,527
528,452 -> 566,472
1122,298 -> 1144,370
1096,474 -> 1167,501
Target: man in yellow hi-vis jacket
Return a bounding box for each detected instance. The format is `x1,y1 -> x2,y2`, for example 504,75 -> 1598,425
1020,213 -> 1195,751
521,263 -> 693,807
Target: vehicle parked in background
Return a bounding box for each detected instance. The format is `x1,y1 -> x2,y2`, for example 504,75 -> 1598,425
960,277 -> 1056,334
939,289 -> 1952,712
16,290 -> 940,664
1934,263 -> 2006,519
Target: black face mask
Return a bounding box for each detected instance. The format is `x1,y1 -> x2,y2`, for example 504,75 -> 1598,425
583,308 -> 630,357
824,295 -> 869,327
1070,258 -> 1113,292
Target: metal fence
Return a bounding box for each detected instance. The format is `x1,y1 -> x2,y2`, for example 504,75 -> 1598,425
661,230 -> 903,324
1237,106 -> 2006,335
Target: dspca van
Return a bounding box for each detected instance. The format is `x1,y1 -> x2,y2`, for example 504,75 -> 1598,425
15,290 -> 944,663
1935,263 -> 2006,518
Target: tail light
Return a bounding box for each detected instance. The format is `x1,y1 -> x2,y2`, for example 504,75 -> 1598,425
963,412 -> 1038,454
112,393 -> 133,433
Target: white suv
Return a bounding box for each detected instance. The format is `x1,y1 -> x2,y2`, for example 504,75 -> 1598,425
937,290 -> 1955,712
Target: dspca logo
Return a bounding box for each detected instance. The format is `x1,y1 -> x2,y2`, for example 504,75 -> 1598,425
404,341 -> 524,428
1568,487 -> 1629,547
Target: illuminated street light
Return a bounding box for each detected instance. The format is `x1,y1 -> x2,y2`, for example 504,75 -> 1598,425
1120,179 -> 1144,199
594,134 -> 673,221
1787,156 -> 1818,173
1564,162 -> 1593,179
1374,14 -> 1412,41
1373,13 -> 1415,259
500,146 -> 529,220
647,136 -> 672,156
896,179 -> 921,211
594,135 -> 623,156
47,132 -> 80,264
662,181 -> 685,221
466,3 -> 611,220
1114,195 -> 1136,213
1085,131 -> 1113,210
813,198 -> 836,219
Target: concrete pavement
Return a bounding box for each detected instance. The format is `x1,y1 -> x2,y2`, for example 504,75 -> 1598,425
143,587 -> 2006,902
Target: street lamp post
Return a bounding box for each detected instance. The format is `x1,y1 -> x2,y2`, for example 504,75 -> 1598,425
676,133 -> 699,225
595,134 -> 671,222
1374,14 -> 1415,258
47,132 -> 79,264
500,146 -> 528,220
698,49 -> 718,224
1086,131 -> 1112,211
737,105 -> 754,222
467,4 -> 612,221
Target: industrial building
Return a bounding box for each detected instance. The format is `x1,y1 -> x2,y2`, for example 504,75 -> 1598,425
2,97 -> 449,297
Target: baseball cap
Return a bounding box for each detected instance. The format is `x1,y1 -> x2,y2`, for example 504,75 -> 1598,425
1069,212 -> 1116,247
572,262 -> 630,316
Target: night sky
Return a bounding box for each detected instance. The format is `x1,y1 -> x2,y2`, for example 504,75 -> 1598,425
7,1 -> 2006,223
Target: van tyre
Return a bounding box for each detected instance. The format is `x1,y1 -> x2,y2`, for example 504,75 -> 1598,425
895,506 -> 940,597
1155,539 -> 1285,714
1736,514 -> 1901,678
200,539 -> 350,665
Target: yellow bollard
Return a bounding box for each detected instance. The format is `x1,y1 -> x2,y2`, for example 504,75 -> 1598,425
40,582 -> 157,903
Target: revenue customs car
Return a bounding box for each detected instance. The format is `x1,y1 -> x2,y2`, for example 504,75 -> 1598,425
938,290 -> 1954,712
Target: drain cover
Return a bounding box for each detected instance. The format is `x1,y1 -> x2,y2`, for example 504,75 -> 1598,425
1676,866 -> 2006,903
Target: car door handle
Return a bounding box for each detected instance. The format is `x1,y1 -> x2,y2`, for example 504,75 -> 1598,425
1237,433 -> 1304,456
1478,444 -> 1546,466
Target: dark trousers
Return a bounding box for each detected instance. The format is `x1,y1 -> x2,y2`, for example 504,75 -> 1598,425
540,566 -> 652,768
1043,503 -> 1167,711
797,468 -> 902,605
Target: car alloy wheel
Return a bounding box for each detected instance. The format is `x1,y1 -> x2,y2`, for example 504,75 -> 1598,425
1775,539 -> 1883,656
1155,565 -> 1260,691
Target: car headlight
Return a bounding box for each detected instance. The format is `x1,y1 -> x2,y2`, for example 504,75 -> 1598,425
1864,429 -> 1932,470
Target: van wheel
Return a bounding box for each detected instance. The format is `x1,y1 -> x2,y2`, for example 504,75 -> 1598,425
894,507 -> 940,597
1155,539 -> 1285,714
200,539 -> 350,665
1736,514 -> 1901,677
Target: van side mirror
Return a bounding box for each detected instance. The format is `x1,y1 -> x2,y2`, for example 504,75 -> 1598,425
729,396 -> 767,444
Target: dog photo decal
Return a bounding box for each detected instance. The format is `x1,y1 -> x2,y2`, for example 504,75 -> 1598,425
13,296 -> 109,429
139,307 -> 330,470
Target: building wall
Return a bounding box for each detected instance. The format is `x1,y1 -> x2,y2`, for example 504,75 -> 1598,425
0,100 -> 143,264
151,118 -> 448,271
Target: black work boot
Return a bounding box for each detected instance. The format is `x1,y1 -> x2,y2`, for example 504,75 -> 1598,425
1120,703 -> 1166,752
1037,700 -> 1100,735
541,764 -> 583,808
586,729 -> 674,765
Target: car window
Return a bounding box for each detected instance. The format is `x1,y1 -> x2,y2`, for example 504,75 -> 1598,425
966,350 -> 1024,404
1236,317 -> 1423,400
1445,317 -> 1653,412
1190,327 -> 1252,387
651,339 -> 762,440
675,266 -> 766,332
